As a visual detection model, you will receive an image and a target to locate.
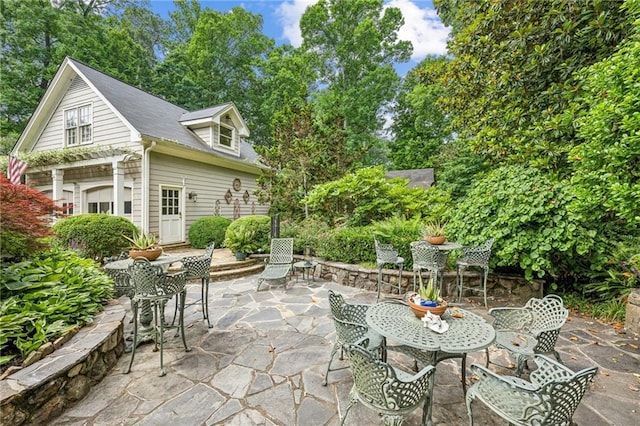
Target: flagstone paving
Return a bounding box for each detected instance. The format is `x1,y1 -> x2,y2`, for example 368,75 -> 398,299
50,268 -> 639,425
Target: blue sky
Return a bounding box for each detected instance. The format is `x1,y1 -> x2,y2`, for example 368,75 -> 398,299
149,0 -> 450,74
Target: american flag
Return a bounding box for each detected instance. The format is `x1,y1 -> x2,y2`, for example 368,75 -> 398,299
7,155 -> 28,185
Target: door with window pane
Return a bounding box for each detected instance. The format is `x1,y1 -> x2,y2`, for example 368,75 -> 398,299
160,187 -> 182,243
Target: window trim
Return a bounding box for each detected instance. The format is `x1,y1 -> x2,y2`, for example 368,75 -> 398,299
218,123 -> 234,149
63,103 -> 93,147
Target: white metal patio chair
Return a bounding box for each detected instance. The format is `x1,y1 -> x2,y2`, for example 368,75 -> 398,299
256,238 -> 294,291
466,355 -> 597,426
487,294 -> 568,376
374,237 -> 404,301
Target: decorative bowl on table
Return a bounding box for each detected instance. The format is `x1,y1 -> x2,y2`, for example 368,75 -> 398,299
129,247 -> 163,261
407,295 -> 448,318
425,236 -> 446,245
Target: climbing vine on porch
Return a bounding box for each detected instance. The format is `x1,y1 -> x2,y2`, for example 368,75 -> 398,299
18,146 -> 133,168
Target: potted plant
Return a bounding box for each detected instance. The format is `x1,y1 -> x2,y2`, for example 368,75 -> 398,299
423,220 -> 447,245
223,224 -> 257,261
123,231 -> 162,261
408,274 -> 448,317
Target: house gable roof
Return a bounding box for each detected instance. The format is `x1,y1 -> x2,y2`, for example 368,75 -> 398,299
386,169 -> 435,188
14,57 -> 260,166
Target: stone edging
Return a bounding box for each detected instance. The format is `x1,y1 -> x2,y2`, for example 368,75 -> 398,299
0,302 -> 126,426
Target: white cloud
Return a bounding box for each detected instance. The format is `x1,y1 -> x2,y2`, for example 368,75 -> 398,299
275,0 -> 318,47
275,0 -> 450,59
386,0 -> 450,59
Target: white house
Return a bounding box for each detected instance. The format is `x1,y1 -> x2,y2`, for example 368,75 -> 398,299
11,57 -> 269,245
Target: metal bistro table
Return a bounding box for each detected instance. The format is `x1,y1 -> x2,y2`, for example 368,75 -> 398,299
104,255 -> 182,349
366,302 -> 495,426
293,260 -> 318,282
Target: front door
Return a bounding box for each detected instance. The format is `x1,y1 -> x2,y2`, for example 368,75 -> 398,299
160,187 -> 183,244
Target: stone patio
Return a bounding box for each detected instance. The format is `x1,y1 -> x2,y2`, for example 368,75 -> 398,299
48,270 -> 639,425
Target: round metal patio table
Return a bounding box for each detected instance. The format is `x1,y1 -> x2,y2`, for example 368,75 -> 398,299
428,241 -> 463,251
104,255 -> 182,349
366,302 -> 495,425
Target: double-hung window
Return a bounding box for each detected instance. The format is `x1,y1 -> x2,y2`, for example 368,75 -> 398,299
219,124 -> 233,148
65,104 -> 92,146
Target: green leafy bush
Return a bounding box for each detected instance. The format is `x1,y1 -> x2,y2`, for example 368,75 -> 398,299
0,249 -> 114,367
303,166 -> 452,226
52,214 -> 137,261
371,216 -> 424,270
583,236 -> 640,302
280,217 -> 331,254
447,165 -> 605,282
315,225 -> 376,265
311,216 -> 423,269
223,215 -> 271,254
188,216 -> 232,248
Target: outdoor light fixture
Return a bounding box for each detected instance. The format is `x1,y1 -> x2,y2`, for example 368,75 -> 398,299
188,191 -> 198,202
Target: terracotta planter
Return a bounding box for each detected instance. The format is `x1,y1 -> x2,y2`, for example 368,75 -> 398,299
408,297 -> 448,318
426,236 -> 446,245
129,247 -> 162,261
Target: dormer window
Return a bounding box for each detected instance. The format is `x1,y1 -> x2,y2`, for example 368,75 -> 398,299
219,123 -> 233,148
64,104 -> 93,146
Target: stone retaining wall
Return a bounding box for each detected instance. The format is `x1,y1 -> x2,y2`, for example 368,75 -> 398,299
0,303 -> 125,426
626,289 -> 640,337
313,259 -> 544,304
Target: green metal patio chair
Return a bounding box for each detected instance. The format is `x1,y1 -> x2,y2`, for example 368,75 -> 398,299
456,238 -> 494,308
410,240 -> 447,296
126,258 -> 190,376
374,238 -> 405,301
175,243 -> 214,328
487,294 -> 568,376
341,339 -> 435,426
256,238 -> 294,291
323,290 -> 386,386
466,355 -> 597,426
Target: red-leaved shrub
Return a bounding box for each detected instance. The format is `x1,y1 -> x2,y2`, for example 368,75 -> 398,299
0,175 -> 64,262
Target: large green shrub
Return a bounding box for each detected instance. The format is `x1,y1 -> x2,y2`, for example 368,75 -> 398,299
583,236 -> 640,302
188,216 -> 232,249
223,215 -> 271,254
52,214 -> 137,260
447,165 -> 605,282
0,249 -> 113,367
303,166 -> 452,226
315,226 -> 376,265
371,216 -> 424,270
569,25 -> 640,234
311,217 -> 425,269
280,217 -> 331,254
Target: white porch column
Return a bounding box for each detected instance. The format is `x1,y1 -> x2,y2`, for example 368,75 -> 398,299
52,169 -> 64,205
113,161 -> 124,216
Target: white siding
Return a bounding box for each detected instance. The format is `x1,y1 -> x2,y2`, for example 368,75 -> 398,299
193,127 -> 211,145
148,152 -> 268,239
34,76 -> 134,152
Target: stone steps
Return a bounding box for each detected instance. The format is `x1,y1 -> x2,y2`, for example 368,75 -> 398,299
210,261 -> 264,281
